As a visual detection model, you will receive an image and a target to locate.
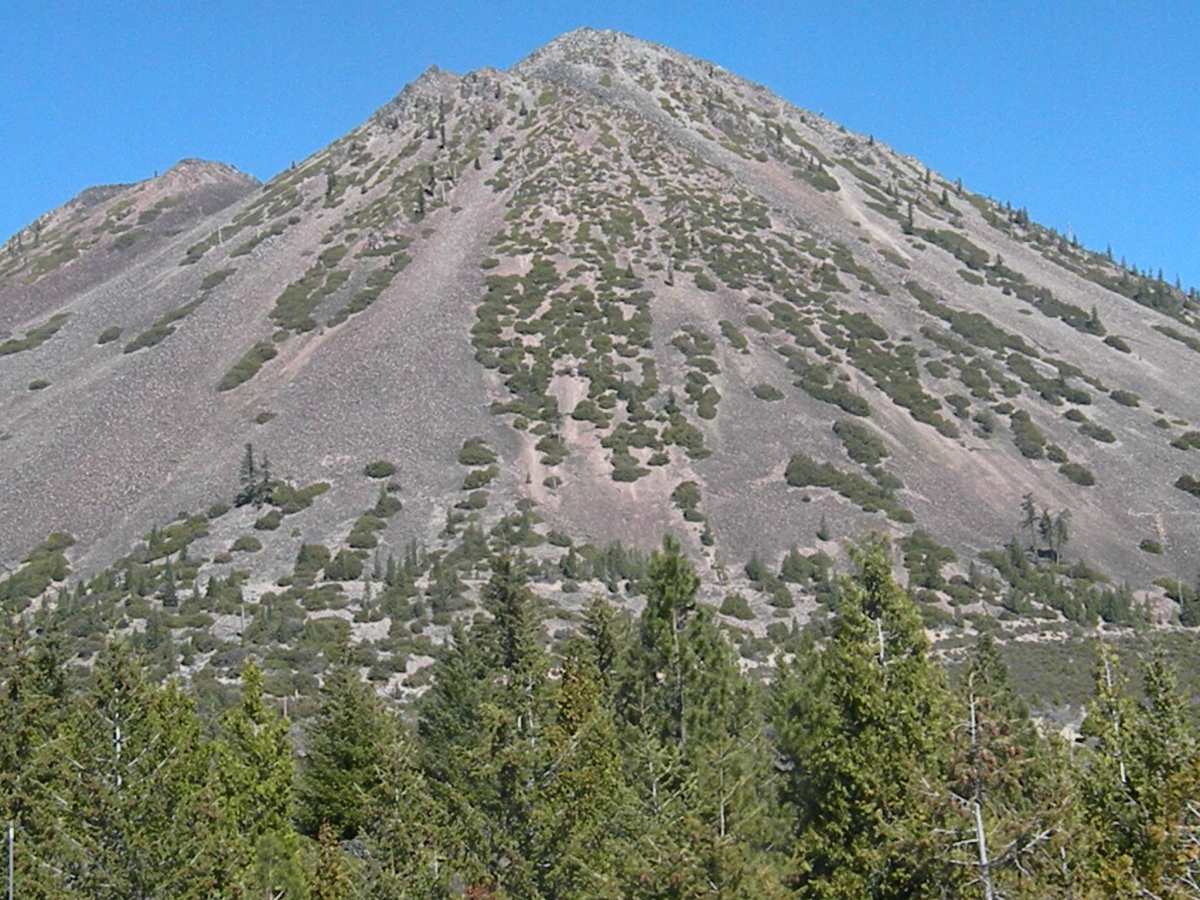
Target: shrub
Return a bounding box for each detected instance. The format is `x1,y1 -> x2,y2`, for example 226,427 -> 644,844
269,481 -> 329,514
457,438 -> 497,466
1110,390 -> 1140,407
1175,474 -> 1200,499
363,460 -> 396,479
232,535 -> 262,552
720,593 -> 755,620
720,320 -> 749,351
254,509 -> 283,531
833,419 -> 889,466
1079,422 -> 1116,443
325,550 -> 363,581
785,452 -> 909,521
1009,410 -> 1046,459
462,466 -> 497,490
97,326 -> 122,345
27,379 -> 49,391
1104,335 -> 1131,353
1139,539 -> 1163,555
200,268 -> 236,291
1059,462 -> 1096,486
751,383 -> 784,401
0,313 -> 68,357
218,341 -> 278,391
1170,431 -> 1200,451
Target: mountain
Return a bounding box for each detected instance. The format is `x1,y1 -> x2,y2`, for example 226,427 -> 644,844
2,29 -> 1198,699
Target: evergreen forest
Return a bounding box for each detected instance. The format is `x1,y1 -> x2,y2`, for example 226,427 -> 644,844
2,537 -> 1197,898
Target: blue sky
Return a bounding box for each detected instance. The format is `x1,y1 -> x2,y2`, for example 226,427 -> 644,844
2,1 -> 1197,286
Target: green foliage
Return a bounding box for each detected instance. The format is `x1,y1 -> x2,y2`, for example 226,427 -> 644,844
297,663 -> 389,838
1010,409 -> 1047,458
325,550 -> 363,582
720,592 -> 755,619
0,312 -> 68,357
218,340 -> 278,391
772,541 -> 956,896
832,418 -> 889,466
363,460 -> 396,479
457,437 -> 497,466
1175,474 -> 1200,499
232,535 -> 262,553
0,531 -> 74,609
1170,430 -> 1200,451
1104,334 -> 1132,353
1059,462 -> 1097,486
2,531 -> 1199,897
752,382 -> 785,401
786,452 -> 912,521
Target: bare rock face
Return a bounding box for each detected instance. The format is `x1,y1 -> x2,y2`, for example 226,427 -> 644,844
1,29 -> 1198,636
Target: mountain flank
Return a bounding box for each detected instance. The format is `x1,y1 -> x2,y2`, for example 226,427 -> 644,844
2,27 -> 1199,702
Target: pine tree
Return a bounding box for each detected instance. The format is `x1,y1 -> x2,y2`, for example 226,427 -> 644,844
1038,509 -> 1055,557
236,442 -> 257,506
1020,493 -> 1038,551
358,715 -> 454,896
627,534 -> 699,746
160,558 -> 178,607
214,661 -> 301,891
311,822 -> 352,900
531,642 -> 636,897
28,645 -> 217,896
942,635 -> 1080,896
1053,510 -> 1072,562
416,557 -> 556,893
297,662 -> 388,839
0,621 -> 70,896
616,537 -> 785,894
773,540 -> 954,897
1077,642 -> 1160,891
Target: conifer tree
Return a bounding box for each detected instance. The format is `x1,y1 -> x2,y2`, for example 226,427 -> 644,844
773,539 -> 954,897
417,556 -> 555,893
311,822 -> 352,900
1081,646 -> 1200,893
531,641 -> 636,896
943,635 -> 1080,897
28,645 -> 216,896
297,661 -> 388,839
617,536 -> 785,894
358,715 -> 453,897
214,661 -> 302,891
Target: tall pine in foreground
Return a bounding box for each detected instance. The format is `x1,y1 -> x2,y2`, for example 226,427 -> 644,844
942,635 -> 1084,897
27,644 -> 217,898
214,660 -> 305,895
1079,645 -> 1200,895
617,535 -> 786,896
773,539 -> 955,898
297,658 -> 388,839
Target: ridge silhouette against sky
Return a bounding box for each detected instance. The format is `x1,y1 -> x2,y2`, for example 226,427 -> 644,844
2,0 -> 1197,286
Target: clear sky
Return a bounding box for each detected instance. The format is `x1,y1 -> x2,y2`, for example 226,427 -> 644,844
2,0 -> 1197,287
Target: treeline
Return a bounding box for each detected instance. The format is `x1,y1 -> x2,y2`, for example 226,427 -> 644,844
1,538 -> 1197,898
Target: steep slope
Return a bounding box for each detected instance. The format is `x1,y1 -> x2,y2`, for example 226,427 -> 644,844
2,29 -> 1199,679
1,159 -> 257,328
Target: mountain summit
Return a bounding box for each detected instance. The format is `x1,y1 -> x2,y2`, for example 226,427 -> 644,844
2,30 -> 1199,665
